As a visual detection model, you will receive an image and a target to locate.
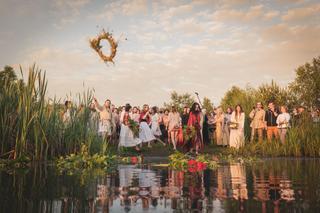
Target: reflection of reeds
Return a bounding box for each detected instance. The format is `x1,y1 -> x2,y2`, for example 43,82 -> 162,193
237,121 -> 320,157
0,65 -> 104,160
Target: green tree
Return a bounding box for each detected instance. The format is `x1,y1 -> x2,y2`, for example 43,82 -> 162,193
289,56 -> 320,108
220,86 -> 256,114
0,66 -> 17,82
202,97 -> 214,113
163,91 -> 195,112
257,80 -> 296,108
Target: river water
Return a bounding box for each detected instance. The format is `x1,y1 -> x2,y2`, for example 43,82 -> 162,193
0,158 -> 319,212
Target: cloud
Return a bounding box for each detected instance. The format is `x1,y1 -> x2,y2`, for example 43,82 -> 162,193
52,0 -> 92,28
282,3 -> 320,22
213,4 -> 264,22
95,0 -> 147,21
263,10 -> 280,20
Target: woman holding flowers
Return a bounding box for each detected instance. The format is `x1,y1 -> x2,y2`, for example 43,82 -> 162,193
187,103 -> 203,154
229,104 -> 245,149
119,104 -> 141,150
139,104 -> 156,147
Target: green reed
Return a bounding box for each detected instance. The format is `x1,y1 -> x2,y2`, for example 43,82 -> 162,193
0,65 -> 104,161
237,120 -> 320,157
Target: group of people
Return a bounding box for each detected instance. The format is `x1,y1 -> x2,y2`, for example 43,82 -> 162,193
63,98 -> 318,152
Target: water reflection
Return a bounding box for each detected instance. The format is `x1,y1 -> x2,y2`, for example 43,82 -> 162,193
0,159 -> 320,212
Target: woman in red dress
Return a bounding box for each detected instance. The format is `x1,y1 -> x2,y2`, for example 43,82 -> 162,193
187,103 -> 203,154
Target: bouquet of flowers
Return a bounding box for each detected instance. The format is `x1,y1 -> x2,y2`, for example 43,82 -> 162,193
128,119 -> 139,138
229,122 -> 238,129
187,159 -> 207,173
183,125 -> 196,141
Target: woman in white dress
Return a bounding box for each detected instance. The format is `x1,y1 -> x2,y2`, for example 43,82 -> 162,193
139,104 -> 156,147
130,106 -> 140,123
229,105 -> 245,149
150,106 -> 162,137
276,105 -> 291,144
119,104 -> 141,150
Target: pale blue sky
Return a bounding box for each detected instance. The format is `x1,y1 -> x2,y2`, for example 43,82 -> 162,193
0,0 -> 319,106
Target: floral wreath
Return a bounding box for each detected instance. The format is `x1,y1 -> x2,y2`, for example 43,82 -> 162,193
89,29 -> 118,64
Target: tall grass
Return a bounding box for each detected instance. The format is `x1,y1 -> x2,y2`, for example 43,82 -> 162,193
0,65 -> 103,160
237,120 -> 320,157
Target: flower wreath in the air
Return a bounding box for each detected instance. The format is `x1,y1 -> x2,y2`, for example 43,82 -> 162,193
89,29 -> 118,64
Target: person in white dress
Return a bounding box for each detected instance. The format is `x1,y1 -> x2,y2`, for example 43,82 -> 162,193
139,104 -> 156,147
150,106 -> 162,137
276,105 -> 291,144
62,100 -> 72,125
119,104 -> 141,150
130,106 -> 140,123
229,105 -> 245,149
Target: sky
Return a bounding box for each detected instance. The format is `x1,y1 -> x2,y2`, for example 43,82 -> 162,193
0,0 -> 319,106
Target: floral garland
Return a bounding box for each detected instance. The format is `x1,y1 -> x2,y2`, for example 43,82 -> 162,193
89,29 -> 118,64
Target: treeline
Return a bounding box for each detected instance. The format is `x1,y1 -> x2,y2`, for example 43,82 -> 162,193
220,56 -> 320,113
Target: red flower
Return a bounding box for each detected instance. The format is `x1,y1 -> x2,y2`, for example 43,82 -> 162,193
188,167 -> 197,173
131,156 -> 138,164
196,162 -> 207,171
188,159 -> 197,166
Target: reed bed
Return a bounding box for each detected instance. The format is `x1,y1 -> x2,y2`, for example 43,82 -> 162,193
237,121 -> 320,157
0,65 -> 319,161
0,65 -> 103,161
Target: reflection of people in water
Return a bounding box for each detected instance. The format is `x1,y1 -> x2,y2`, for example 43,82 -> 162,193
230,163 -> 248,200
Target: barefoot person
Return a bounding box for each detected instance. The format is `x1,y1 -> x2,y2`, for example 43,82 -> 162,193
168,106 -> 181,150
187,103 -> 203,154
139,104 -> 156,147
94,98 -> 115,141
118,104 -> 141,150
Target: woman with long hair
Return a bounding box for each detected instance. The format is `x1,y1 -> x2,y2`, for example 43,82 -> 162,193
139,104 -> 156,147
187,102 -> 203,154
119,104 -> 141,150
229,104 -> 245,149
222,107 -> 233,146
168,106 -> 181,150
150,106 -> 166,146
215,107 -> 224,146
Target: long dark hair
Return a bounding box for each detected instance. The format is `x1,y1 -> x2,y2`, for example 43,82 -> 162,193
125,103 -> 131,112
234,104 -> 243,118
190,102 -> 201,114
152,106 -> 158,114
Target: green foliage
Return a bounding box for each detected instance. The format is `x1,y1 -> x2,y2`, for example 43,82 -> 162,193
220,86 -> 256,114
289,56 -> 320,108
169,151 -> 189,170
56,144 -> 117,174
169,151 -> 218,170
164,91 -> 195,112
202,97 -> 214,113
0,65 -> 105,161
236,121 -> 320,157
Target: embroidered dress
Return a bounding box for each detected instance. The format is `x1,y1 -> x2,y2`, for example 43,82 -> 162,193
119,112 -> 142,147
187,112 -> 203,150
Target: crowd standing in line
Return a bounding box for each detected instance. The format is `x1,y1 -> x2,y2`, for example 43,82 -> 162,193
62,98 -> 320,152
